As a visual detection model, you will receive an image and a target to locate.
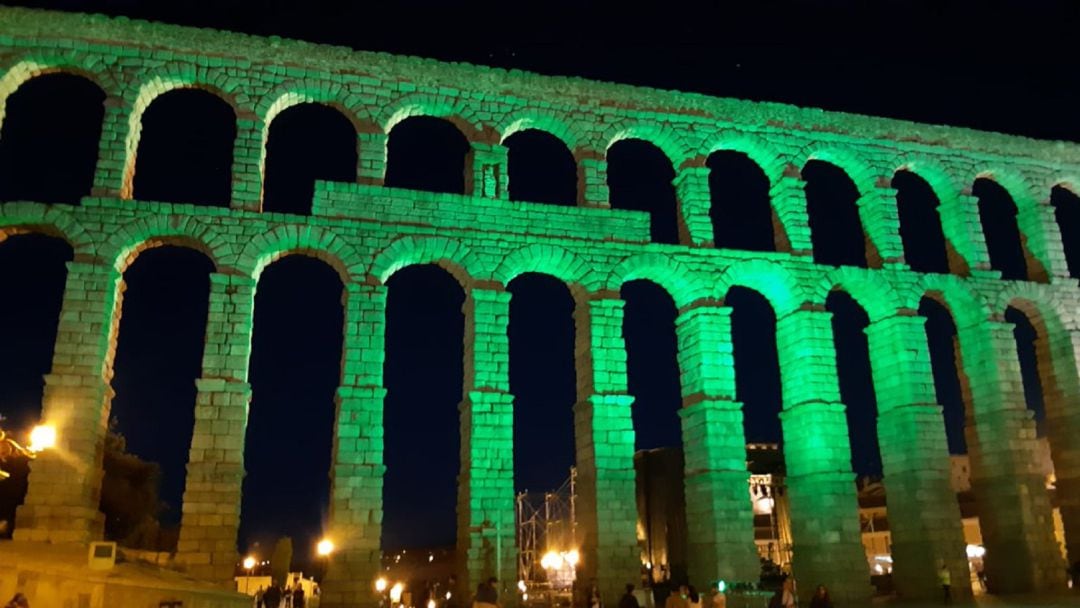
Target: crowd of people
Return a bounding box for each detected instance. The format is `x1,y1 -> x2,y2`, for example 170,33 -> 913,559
253,576 -> 307,608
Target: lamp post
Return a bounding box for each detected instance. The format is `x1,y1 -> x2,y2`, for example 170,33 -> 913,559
316,538 -> 334,582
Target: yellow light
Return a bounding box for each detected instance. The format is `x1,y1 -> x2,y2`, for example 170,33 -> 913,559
523,593 -> 529,601
242,556 -> 256,570
28,424 -> 56,453
445,591 -> 452,601
517,580 -> 527,593
428,600 -> 437,608
375,577 -> 388,593
316,538 -> 334,557
541,550 -> 563,570
565,549 -> 580,567
390,582 -> 404,604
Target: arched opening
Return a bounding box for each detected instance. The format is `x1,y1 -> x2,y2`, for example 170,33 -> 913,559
509,273 -> 577,494
106,246 -> 213,550
0,233 -> 72,535
825,291 -> 882,479
132,89 -> 236,207
382,265 -> 464,553
504,129 -> 577,206
0,74 -> 105,204
893,170 -> 950,274
621,280 -> 686,582
707,151 -> 776,252
918,297 -> 967,455
262,103 -> 358,215
725,286 -> 787,568
240,255 -> 343,572
384,116 -> 470,194
803,160 -> 869,268
973,178 -> 1031,281
607,139 -> 681,245
1050,186 -> 1080,279
1005,307 -> 1048,437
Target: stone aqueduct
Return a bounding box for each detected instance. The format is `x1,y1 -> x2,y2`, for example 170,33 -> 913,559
1,7 -> 1079,607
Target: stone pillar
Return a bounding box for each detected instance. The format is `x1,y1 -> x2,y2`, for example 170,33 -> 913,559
768,173 -> 812,254
467,142 -> 508,199
231,114 -> 263,211
773,307 -> 870,605
574,295 -> 639,606
674,166 -> 713,246
175,273 -> 255,583
358,132 -> 388,186
1016,202 -> 1063,282
856,184 -> 904,266
938,192 -> 990,274
323,283 -> 388,608
674,303 -> 758,586
578,155 -> 609,208
1056,330 -> 1080,566
864,312 -> 969,600
958,317 -> 1066,592
92,96 -> 132,198
14,262 -> 122,543
457,286 -> 517,596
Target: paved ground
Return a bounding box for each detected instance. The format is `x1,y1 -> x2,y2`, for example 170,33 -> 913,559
873,593 -> 1079,608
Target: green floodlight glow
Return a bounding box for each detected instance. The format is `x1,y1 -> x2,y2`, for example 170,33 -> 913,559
717,580 -> 726,593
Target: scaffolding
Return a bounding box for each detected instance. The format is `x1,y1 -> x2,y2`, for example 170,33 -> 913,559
516,467 -> 577,587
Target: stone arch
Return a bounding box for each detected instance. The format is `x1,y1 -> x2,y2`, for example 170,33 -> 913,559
103,215 -> 230,274
803,147 -> 877,195
972,169 -> 1048,281
0,56 -> 118,130
974,167 -> 1039,209
256,80 -> 370,133
120,67 -> 253,199
702,133 -> 787,185
378,92 -> 485,140
909,274 -> 990,331
0,201 -> 96,257
715,259 -> 805,316
235,224 -> 364,283
497,111 -> 581,151
605,253 -> 709,309
601,121 -> 692,168
893,156 -> 963,203
493,244 -> 601,293
369,235 -> 480,287
811,266 -> 902,323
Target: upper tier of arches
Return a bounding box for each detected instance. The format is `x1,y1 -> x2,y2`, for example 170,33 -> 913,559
1,54 -> 1079,283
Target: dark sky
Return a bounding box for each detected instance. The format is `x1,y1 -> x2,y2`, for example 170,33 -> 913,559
0,0 -> 1073,567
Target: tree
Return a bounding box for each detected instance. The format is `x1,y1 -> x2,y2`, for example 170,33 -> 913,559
100,417 -> 169,550
271,536 -> 294,585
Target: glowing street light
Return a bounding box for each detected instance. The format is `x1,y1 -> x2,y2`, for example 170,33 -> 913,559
375,577 -> 389,593
27,424 -> 56,453
565,549 -> 580,567
243,555 -> 257,571
317,538 -> 335,557
390,582 -> 404,604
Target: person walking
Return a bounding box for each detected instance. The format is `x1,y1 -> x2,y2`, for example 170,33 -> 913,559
663,584 -> 688,608
262,583 -> 283,608
474,577 -> 499,608
686,586 -> 701,608
619,584 -> 640,608
807,585 -> 831,608
939,564 -> 952,604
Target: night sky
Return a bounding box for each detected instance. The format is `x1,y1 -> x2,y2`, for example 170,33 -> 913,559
0,0 -> 1075,568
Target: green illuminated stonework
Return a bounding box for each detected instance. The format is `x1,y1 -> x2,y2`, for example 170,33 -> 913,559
1,7 -> 1079,607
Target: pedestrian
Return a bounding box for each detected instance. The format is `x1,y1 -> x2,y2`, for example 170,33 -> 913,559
939,563 -> 951,604
3,593 -> 28,608
779,578 -> 796,608
474,577 -> 499,608
263,583 -> 283,608
808,585 -> 831,608
663,584 -> 688,608
686,586 -> 701,608
589,586 -> 603,608
619,584 -> 640,608
292,582 -> 306,608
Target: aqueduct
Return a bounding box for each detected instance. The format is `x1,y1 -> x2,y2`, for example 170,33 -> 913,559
1,6 -> 1079,607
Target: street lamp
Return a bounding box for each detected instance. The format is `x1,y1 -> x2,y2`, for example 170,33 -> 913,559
0,423 -> 56,480
317,538 -> 334,557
